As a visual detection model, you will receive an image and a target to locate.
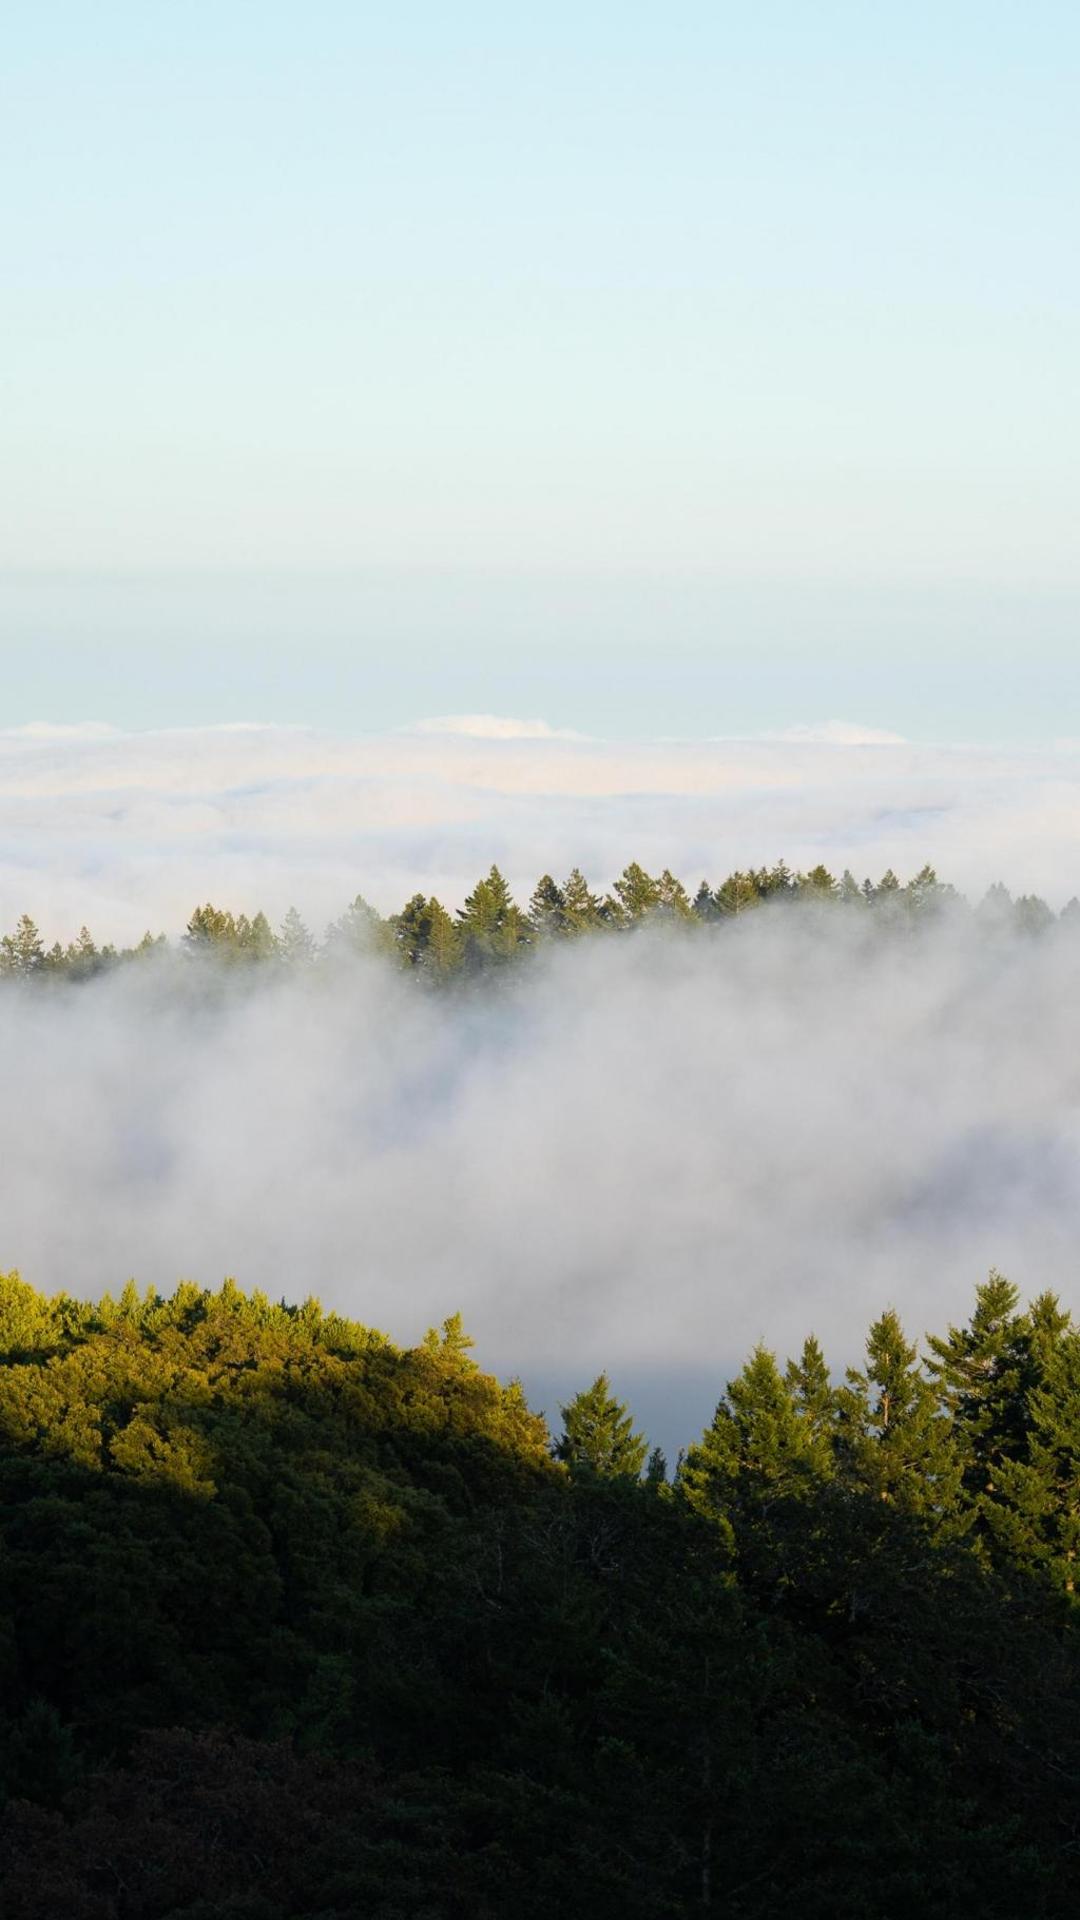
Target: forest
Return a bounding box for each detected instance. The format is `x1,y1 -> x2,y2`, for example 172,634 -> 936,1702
3,1268 -> 1080,1915
0,859 -> 1075,985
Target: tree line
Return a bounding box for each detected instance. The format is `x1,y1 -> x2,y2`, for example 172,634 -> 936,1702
1,860 -> 1074,983
3,1267 -> 1080,1913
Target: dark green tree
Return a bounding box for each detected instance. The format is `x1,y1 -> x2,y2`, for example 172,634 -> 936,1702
458,866 -> 530,966
527,874 -> 567,939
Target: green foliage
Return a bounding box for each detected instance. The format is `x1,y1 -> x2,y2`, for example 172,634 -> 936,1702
554,1373 -> 648,1479
4,857 -> 1076,992
2,1277 -> 1080,1908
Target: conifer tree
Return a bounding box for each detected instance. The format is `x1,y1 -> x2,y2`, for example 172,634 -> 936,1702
554,1374 -> 648,1478
784,1335 -> 838,1453
237,910 -> 278,961
608,863 -> 663,923
0,914 -> 45,976
925,1273 -> 1031,1502
184,903 -> 240,952
527,875 -> 567,939
278,907 -> 315,966
981,1321 -> 1080,1594
656,870 -> 694,920
561,868 -> 603,933
458,866 -> 530,965
797,865 -> 838,900
838,1310 -> 962,1524
681,1344 -> 832,1532
712,870 -> 761,916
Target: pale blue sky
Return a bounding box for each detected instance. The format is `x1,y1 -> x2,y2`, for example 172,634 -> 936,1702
2,3 -> 1077,737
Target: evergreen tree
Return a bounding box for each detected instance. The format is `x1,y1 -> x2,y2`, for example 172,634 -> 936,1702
656,870 -> 694,920
183,903 -> 245,960
797,865 -> 837,900
278,906 -> 316,966
1013,894 -> 1054,937
0,915 -> 45,977
784,1334 -> 838,1452
527,874 -> 567,939
236,910 -> 278,961
390,894 -> 462,974
458,866 -> 530,966
554,1374 -> 648,1478
925,1273 -> 1032,1503
324,894 -> 385,960
681,1344 -> 832,1536
838,1310 -> 962,1524
713,870 -> 761,916
982,1324 -> 1080,1595
562,868 -> 604,934
607,863 -> 663,923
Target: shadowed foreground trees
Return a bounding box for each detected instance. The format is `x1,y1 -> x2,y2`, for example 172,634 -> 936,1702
2,1271 -> 1080,1914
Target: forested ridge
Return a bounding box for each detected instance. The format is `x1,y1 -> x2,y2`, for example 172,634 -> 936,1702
1,859 -> 1074,984
3,1270 -> 1080,1914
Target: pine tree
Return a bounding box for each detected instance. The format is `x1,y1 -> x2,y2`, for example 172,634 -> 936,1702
458,866 -> 530,966
562,868 -> 603,934
712,871 -> 761,916
982,1322 -> 1080,1595
644,1445 -> 668,1488
324,895 -> 385,962
1014,894 -> 1054,936
528,875 -> 567,939
0,914 -> 45,977
656,870 -> 694,920
237,910 -> 279,961
784,1335 -> 838,1453
797,865 -> 837,900
925,1273 -> 1031,1503
554,1374 -> 648,1478
607,863 -> 663,924
425,898 -> 463,974
681,1344 -> 832,1532
837,1310 -> 962,1524
278,907 -> 315,966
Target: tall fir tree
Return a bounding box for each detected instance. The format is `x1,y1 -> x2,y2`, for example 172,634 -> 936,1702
837,1309 -> 962,1526
555,1374 -> 648,1478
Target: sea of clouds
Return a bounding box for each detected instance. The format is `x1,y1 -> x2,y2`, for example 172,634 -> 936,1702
3,715 -> 1080,945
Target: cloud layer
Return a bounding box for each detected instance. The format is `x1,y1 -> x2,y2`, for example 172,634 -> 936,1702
2,719 -> 1079,947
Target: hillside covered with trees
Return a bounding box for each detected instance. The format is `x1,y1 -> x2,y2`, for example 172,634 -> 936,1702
2,1269 -> 1080,1914
1,859 -> 1075,986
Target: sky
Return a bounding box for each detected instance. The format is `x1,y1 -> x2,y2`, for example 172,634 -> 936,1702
2,3 -> 1078,740
2,8 -> 1079,1431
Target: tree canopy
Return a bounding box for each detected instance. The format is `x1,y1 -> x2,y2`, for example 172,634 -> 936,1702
2,1269 -> 1080,1912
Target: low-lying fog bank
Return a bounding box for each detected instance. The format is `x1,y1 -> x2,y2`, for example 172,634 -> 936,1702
2,909 -> 1078,1453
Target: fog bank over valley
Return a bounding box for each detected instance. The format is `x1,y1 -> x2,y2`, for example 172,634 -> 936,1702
3,910 -> 1078,1453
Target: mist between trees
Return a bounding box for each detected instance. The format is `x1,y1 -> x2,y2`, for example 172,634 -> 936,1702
1,856 -> 1079,1463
